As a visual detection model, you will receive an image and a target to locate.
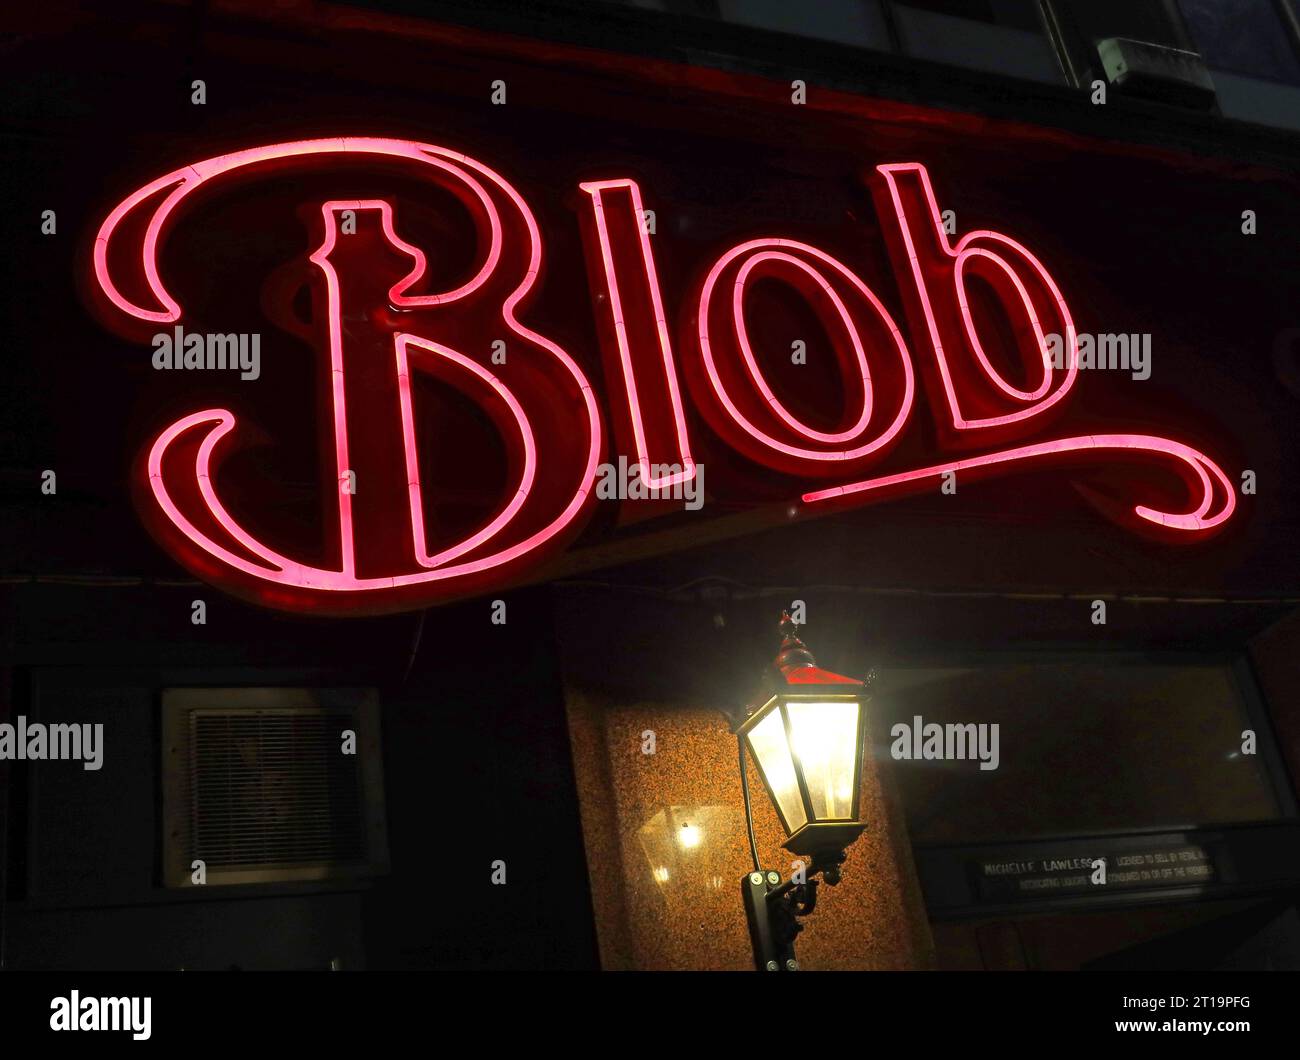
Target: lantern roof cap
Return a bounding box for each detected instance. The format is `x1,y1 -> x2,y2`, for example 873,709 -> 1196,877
728,612 -> 870,731
774,612 -> 861,687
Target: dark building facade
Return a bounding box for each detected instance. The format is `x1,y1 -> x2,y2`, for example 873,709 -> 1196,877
2,0 -> 1300,974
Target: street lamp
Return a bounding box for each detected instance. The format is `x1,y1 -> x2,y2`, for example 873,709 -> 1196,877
730,611 -> 872,971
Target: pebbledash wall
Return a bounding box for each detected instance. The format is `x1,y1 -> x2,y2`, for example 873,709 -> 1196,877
556,592 -> 936,970
2,2 -> 1300,970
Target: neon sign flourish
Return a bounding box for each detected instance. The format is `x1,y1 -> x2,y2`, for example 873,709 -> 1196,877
92,138 -> 1236,615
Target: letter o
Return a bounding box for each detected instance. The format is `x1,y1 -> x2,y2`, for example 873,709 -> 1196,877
692,238 -> 914,476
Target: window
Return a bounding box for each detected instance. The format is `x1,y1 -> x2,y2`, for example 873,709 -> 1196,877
873,655 -> 1288,843
1179,0 -> 1300,85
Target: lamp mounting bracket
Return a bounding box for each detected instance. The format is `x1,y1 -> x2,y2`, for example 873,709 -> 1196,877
741,868 -> 825,971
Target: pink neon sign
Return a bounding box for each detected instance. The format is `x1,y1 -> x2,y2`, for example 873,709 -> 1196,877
92,138 -> 1236,615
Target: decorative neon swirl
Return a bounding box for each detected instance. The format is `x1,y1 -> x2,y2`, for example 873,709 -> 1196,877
802,434 -> 1236,531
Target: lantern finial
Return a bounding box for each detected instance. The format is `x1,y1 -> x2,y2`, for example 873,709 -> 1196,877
775,611 -> 816,677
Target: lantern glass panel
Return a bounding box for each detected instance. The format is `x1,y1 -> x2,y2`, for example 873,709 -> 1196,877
787,699 -> 860,821
747,706 -> 807,832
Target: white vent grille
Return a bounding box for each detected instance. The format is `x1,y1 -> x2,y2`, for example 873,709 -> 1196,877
163,689 -> 388,887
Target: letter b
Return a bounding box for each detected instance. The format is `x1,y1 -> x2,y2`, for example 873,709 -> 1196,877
872,163 -> 1078,433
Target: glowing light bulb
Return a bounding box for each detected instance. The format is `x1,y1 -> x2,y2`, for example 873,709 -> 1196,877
788,700 -> 860,820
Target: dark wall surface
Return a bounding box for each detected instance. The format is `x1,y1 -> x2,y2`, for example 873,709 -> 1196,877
0,585 -> 598,970
2,1 -> 1298,972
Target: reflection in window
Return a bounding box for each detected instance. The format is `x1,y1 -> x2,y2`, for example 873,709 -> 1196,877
872,659 -> 1284,843
1179,0 -> 1300,84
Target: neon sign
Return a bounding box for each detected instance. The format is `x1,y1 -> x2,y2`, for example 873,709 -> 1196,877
92,137 -> 1236,615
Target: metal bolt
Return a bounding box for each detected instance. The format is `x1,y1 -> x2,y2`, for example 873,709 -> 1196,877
749,872 -> 764,886
766,871 -> 780,885
786,959 -> 799,971
765,960 -> 779,972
